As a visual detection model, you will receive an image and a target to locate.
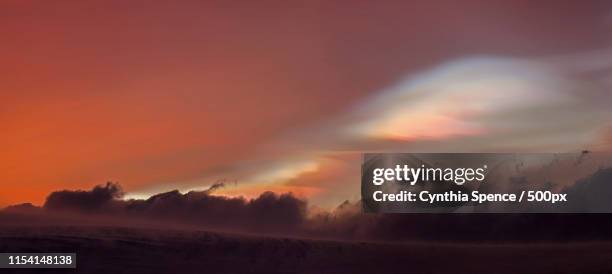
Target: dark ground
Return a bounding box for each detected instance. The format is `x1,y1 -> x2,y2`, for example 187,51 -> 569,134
0,225 -> 612,274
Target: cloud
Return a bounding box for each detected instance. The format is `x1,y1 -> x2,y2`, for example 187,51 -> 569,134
202,181 -> 225,195
2,203 -> 41,214
43,182 -> 124,212
38,183 -> 307,233
6,166 -> 612,242
7,50 -> 612,238
338,54 -> 612,153
562,167 -> 612,212
159,50 -> 612,208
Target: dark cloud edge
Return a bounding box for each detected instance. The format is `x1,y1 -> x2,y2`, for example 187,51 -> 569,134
3,167 -> 612,242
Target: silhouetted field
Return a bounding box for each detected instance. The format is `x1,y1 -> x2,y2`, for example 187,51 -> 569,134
1,225 -> 612,274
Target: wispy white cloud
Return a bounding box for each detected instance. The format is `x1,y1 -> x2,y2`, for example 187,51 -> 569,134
128,51 -> 612,205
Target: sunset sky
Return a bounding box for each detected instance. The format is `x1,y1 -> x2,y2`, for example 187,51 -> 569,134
2,1 -> 612,208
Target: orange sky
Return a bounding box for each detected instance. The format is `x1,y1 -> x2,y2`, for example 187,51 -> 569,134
2,1 -> 612,207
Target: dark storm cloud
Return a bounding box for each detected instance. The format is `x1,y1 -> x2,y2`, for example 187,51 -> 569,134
44,182 -> 124,212
36,182 -> 306,233
123,190 -> 306,232
5,167 -> 612,242
562,167 -> 612,212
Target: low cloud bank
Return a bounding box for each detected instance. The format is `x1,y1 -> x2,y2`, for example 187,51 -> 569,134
4,168 -> 612,242
37,182 -> 306,234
